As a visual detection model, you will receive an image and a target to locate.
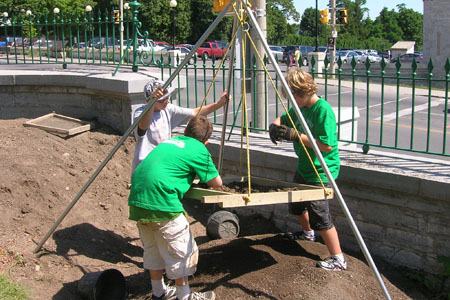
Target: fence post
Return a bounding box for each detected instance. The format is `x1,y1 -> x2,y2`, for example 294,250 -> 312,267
130,0 -> 141,72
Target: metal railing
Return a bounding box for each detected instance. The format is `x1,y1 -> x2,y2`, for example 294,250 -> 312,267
1,6 -> 448,157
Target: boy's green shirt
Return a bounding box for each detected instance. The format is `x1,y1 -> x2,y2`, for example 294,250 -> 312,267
280,97 -> 340,183
128,135 -> 219,222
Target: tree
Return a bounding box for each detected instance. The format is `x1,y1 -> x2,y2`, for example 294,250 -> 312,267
335,0 -> 368,37
266,0 -> 299,44
374,8 -> 403,44
266,6 -> 288,45
397,4 -> 423,48
299,7 -> 328,39
267,0 -> 300,23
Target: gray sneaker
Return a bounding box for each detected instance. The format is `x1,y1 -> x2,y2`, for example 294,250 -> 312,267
316,257 -> 347,271
151,285 -> 177,300
187,291 -> 216,300
284,231 -> 316,242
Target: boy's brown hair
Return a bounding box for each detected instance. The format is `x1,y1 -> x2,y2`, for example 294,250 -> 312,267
185,115 -> 213,143
282,67 -> 318,99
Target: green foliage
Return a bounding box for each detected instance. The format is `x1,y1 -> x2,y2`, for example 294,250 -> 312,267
0,0 -> 423,52
397,5 -> 423,46
0,273 -> 30,300
299,7 -> 328,39
438,256 -> 450,277
266,4 -> 288,44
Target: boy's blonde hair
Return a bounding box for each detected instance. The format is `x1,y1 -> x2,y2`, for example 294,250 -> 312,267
282,67 -> 318,99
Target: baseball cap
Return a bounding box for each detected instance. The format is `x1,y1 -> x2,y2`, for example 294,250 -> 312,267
143,79 -> 176,102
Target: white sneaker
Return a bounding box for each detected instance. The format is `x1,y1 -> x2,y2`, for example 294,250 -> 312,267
151,285 -> 177,300
187,291 -> 216,300
316,257 -> 347,271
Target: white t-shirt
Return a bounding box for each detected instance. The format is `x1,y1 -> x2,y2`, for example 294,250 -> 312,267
131,103 -> 193,173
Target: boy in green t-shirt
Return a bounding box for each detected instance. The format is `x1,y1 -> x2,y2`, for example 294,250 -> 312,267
129,116 -> 222,300
269,67 -> 347,271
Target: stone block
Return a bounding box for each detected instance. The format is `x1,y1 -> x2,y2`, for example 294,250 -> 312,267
418,179 -> 450,200
392,249 -> 422,269
407,197 -> 442,214
428,217 -> 450,237
435,237 -> 450,257
0,92 -> 14,105
386,228 -> 434,253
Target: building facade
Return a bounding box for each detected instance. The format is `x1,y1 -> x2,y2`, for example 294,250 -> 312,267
423,0 -> 450,77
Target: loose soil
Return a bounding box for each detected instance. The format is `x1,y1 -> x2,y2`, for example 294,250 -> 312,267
0,118 -> 429,300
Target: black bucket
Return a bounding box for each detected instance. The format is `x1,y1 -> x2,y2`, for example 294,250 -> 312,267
78,268 -> 126,300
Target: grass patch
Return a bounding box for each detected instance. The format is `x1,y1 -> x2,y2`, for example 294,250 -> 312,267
0,273 -> 30,300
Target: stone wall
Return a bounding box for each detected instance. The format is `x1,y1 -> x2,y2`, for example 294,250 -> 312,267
205,139 -> 450,276
0,71 -> 167,133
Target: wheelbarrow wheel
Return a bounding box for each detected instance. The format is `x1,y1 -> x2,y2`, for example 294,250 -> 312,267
206,210 -> 240,240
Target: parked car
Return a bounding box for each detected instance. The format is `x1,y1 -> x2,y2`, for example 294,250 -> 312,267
175,46 -> 194,64
196,41 -> 227,59
335,50 -> 363,64
364,53 -> 382,63
391,53 -> 424,63
177,43 -> 193,50
269,45 -> 284,62
378,51 -> 392,63
154,41 -> 170,47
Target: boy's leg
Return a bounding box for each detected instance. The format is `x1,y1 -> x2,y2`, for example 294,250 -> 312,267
137,222 -> 176,299
319,226 -> 342,256
307,201 -> 347,271
297,212 -> 312,231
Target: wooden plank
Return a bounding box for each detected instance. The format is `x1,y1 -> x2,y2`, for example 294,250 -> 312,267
202,188 -> 332,208
184,175 -> 333,208
184,187 -> 232,201
23,113 -> 93,136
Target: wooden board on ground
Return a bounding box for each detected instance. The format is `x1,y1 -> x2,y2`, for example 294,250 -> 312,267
23,112 -> 93,137
184,176 -> 333,208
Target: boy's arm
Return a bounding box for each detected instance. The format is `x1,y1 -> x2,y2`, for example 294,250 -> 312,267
137,87 -> 165,135
136,105 -> 155,136
193,90 -> 231,117
206,175 -> 222,188
270,119 -> 332,152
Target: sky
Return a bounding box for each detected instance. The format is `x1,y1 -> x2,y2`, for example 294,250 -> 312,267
293,1 -> 423,20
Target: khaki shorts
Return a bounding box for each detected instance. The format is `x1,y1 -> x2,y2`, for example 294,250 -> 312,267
137,214 -> 198,279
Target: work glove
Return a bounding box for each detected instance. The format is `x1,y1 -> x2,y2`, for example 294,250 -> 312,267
269,124 -> 300,144
282,126 -> 299,142
269,124 -> 283,144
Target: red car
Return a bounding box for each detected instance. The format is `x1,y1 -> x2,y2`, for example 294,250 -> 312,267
196,41 -> 227,59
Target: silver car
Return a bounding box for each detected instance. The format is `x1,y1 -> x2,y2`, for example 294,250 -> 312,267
335,50 -> 363,64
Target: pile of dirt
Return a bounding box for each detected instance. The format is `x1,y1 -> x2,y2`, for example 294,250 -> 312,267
0,118 -> 428,299
194,181 -> 300,193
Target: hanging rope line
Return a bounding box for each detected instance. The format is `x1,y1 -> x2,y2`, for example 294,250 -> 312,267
242,28 -> 331,197
195,0 -> 329,202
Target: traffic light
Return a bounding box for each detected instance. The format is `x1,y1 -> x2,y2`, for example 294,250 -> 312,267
337,8 -> 348,25
319,8 -> 329,24
113,10 -> 120,24
213,0 -> 231,13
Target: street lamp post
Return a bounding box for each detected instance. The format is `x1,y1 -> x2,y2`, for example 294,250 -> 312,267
315,0 -> 318,52
169,0 -> 177,50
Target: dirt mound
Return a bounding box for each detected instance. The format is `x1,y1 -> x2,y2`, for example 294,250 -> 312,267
0,118 -> 427,299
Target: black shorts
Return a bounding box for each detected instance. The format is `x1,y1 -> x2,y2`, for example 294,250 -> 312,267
288,171 -> 334,231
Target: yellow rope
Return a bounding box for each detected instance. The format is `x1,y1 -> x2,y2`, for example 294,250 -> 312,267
194,11 -> 240,117
243,30 -> 330,198
240,15 -> 251,204
195,0 -> 328,200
